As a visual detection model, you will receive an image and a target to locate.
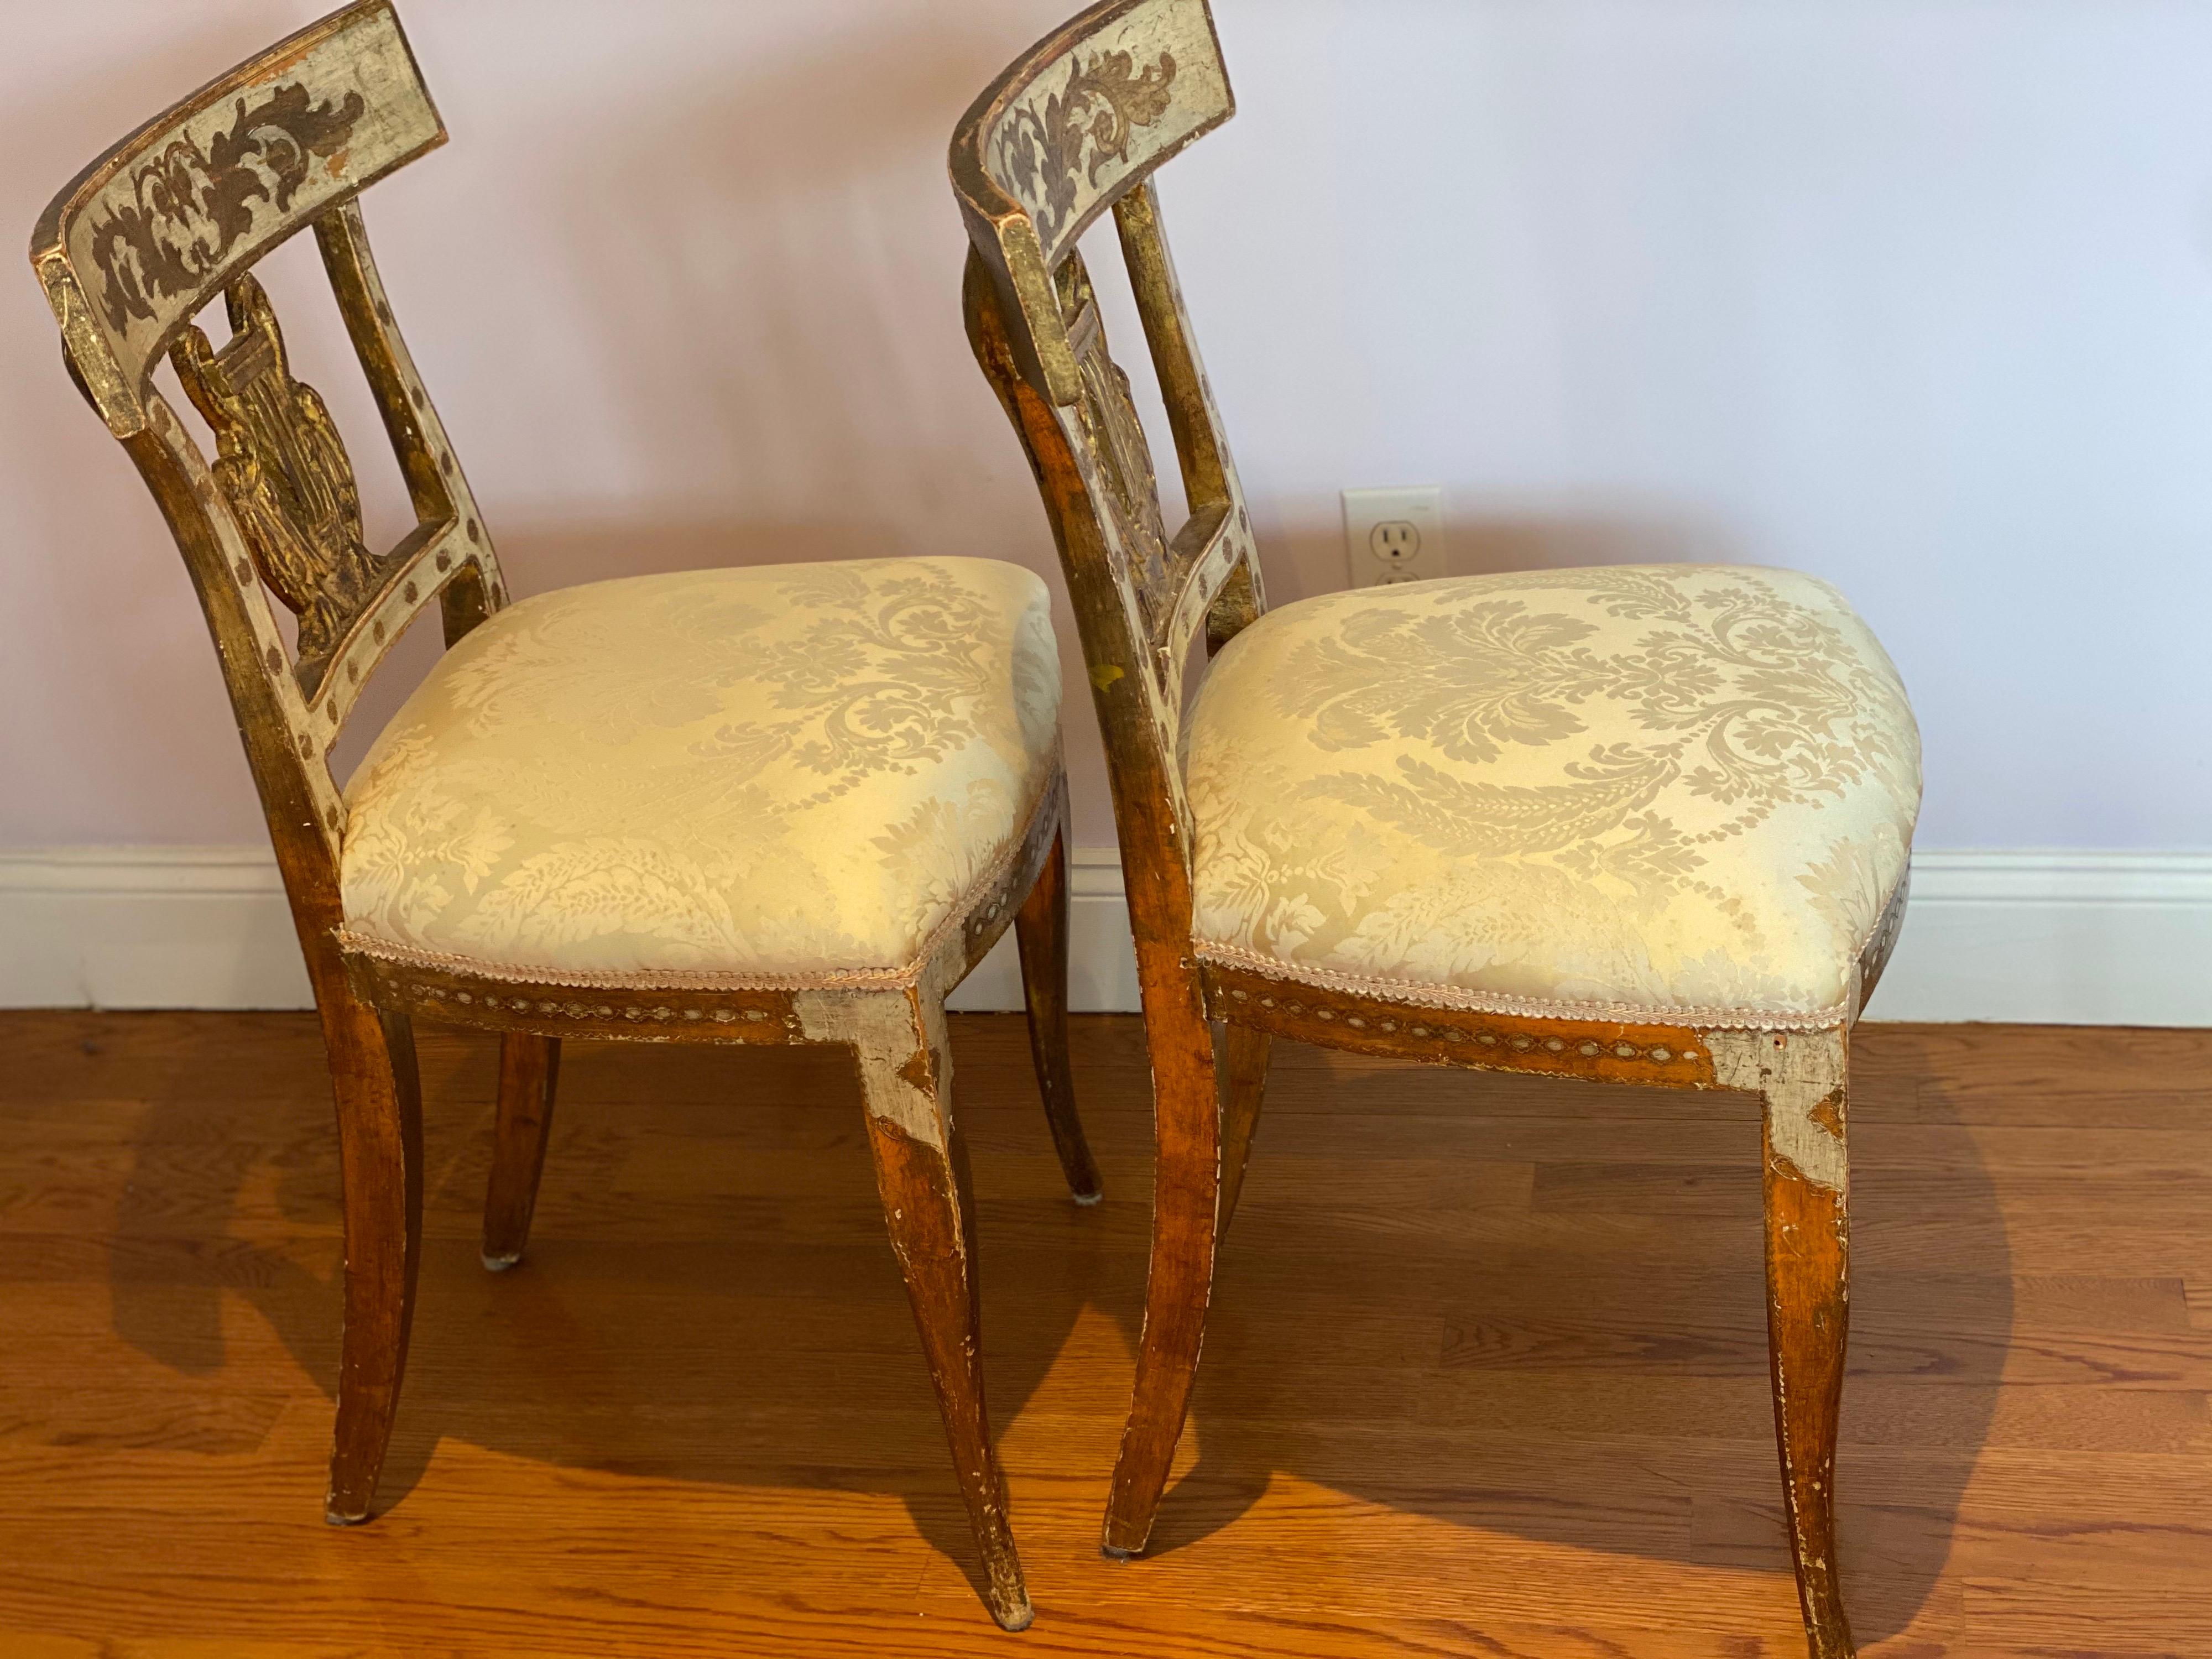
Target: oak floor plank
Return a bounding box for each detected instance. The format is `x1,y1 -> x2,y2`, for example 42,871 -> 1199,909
0,1013 -> 2205,1656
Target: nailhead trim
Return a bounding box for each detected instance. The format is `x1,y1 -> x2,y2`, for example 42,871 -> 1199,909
1196,936 -> 1858,1032
399,978 -> 808,1030
1230,984 -> 1705,1067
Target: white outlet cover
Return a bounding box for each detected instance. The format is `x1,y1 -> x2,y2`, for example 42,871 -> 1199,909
1343,486 -> 1444,588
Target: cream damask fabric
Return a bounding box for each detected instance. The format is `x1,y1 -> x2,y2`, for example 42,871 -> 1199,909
337,558 -> 1061,987
1185,565 -> 1919,1026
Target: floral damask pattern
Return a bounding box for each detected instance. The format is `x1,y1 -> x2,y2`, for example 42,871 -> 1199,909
338,559 -> 1060,984
88,81 -> 363,332
990,47 -> 1177,248
1185,565 -> 1919,1021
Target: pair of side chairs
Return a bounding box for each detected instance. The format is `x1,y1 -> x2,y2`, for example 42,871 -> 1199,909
34,2 -> 1920,1655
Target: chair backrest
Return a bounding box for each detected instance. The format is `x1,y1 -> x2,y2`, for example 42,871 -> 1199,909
952,0 -> 1262,953
30,1 -> 502,931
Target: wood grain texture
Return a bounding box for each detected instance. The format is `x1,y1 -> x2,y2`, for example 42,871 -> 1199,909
1015,821 -> 1103,1204
955,24 -> 1910,1647
1765,1111 -> 1853,1657
860,1045 -> 1029,1630
33,11 -> 1090,1623
2,1013 -> 2205,1655
481,1034 -> 559,1271
320,994 -> 422,1523
1214,1020 -> 1270,1240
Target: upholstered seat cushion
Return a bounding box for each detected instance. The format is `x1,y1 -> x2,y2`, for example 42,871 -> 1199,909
1184,565 -> 1919,1026
338,557 -> 1060,987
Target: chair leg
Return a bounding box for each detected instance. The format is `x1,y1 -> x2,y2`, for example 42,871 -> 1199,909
1214,1021 -> 1271,1242
1717,1027 -> 1856,1659
321,994 -> 424,1525
482,1033 -> 561,1271
1102,998 -> 1221,1557
849,988 -> 1031,1631
1014,820 -> 1101,1203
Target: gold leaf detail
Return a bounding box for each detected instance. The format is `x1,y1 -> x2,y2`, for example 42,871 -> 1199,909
173,274 -> 380,690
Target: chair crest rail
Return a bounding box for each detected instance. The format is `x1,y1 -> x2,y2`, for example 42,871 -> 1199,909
952,0 -> 1232,408
32,3 -> 498,869
32,1 -> 442,438
954,3 -> 1263,884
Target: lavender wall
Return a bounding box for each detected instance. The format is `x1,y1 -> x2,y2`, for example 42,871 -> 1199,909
6,1 -> 2209,855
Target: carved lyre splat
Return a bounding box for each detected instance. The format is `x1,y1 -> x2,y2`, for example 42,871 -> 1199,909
1056,252 -> 1171,629
172,273 -> 383,691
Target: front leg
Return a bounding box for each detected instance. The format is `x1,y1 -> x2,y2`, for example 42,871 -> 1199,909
321,993 -> 424,1524
1709,1027 -> 1854,1659
805,985 -> 1030,1631
1103,978 -> 1222,1557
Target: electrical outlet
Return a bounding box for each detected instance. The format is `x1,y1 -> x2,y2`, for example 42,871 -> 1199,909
1343,486 -> 1443,588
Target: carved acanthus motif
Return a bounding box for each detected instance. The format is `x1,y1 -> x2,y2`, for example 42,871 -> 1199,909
173,273 -> 381,684
88,82 -> 364,333
991,47 -> 1176,247
1078,353 -> 1170,594
1056,259 -> 1170,619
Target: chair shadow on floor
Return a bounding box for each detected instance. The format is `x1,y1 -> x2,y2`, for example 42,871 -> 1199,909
105,1016 -> 2006,1641
90,0 -> 2002,1621
1129,1024 -> 2011,1648
104,1016 -> 1113,1616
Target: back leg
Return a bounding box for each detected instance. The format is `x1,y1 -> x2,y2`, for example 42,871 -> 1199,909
840,987 -> 1032,1630
1214,1020 -> 1270,1240
1014,810 -> 1101,1202
482,1033 -> 561,1271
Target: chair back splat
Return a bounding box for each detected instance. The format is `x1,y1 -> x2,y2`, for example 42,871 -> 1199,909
37,9 -> 1104,1627
956,8 -> 1909,1654
31,0 -> 501,913
954,0 -> 1264,945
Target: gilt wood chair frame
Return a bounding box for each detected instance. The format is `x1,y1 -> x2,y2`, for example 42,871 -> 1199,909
34,1 -> 1093,1629
952,2 -> 1906,1652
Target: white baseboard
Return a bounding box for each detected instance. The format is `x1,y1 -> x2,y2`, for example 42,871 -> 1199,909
2,846 -> 2206,1026
0,844 -> 1140,1017
0,847 -> 312,1011
1862,851 -> 2212,1025
945,849 -> 1141,1014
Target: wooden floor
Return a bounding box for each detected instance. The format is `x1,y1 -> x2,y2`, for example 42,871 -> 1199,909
1,1013 -> 2206,1657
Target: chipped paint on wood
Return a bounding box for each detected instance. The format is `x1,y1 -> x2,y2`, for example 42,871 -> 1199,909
33,1 -> 444,435
1705,1026 -> 1849,1194
858,1110 -> 1032,1630
959,3 -> 1875,1645
794,986 -> 948,1151
980,0 -> 1230,267
36,2 -> 1087,1631
1760,1057 -> 1855,1657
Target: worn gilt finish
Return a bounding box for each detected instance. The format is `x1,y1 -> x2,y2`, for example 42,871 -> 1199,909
36,2 -> 1093,1631
172,272 -> 384,687
956,3 -> 1900,1652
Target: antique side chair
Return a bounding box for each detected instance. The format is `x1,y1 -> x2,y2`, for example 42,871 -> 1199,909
953,3 -> 1920,1653
34,1 -> 1097,1629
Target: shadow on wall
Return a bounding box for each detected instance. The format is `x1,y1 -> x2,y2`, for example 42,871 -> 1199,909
325,517 -> 948,785
528,9 -> 1053,571
0,3 -> 324,841
328,7 -> 1096,804
101,1018 -> 2005,1641
1252,506 -> 1752,613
